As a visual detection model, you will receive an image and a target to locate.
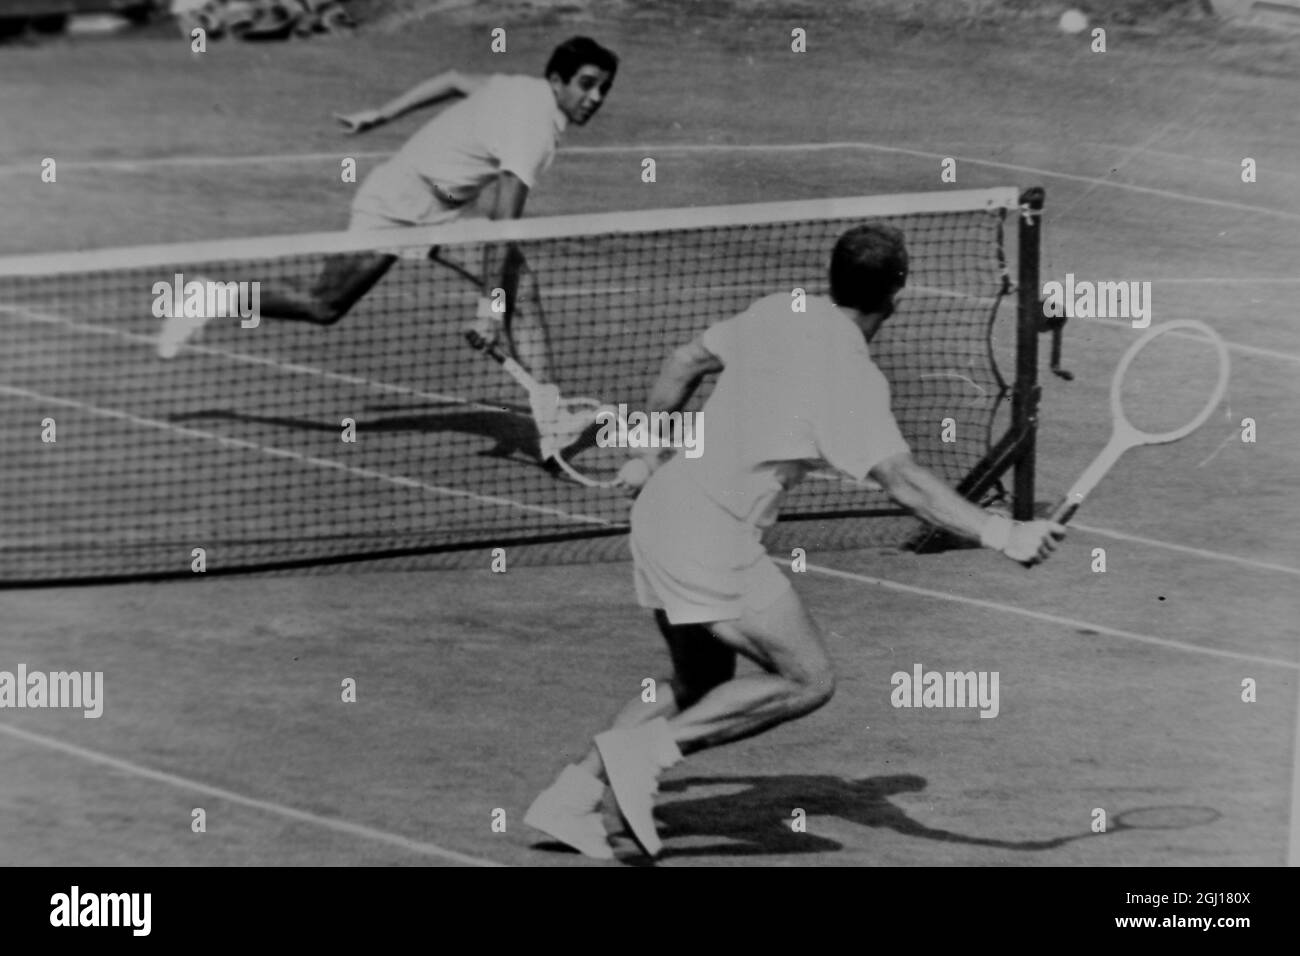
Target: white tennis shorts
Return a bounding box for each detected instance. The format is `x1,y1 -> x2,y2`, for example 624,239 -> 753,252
630,458 -> 791,626
349,161 -> 468,233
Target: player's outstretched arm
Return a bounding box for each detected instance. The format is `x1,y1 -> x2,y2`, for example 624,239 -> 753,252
616,338 -> 723,492
474,173 -> 536,365
337,70 -> 487,132
870,453 -> 1065,566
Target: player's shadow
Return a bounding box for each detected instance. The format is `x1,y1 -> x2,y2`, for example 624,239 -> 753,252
170,405 -> 544,461
624,773 -> 1078,862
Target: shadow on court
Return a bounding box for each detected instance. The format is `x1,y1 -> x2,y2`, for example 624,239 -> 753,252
652,773 -> 1082,857
530,773 -> 1226,863
171,405 -> 544,462
533,773 -> 1104,862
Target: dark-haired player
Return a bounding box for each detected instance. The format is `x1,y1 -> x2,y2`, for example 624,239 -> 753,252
158,36 -> 617,447
524,223 -> 1066,859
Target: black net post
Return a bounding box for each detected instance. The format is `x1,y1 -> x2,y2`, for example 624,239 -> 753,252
1012,187 -> 1045,521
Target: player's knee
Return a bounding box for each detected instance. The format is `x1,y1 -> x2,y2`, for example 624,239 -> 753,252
789,658 -> 836,711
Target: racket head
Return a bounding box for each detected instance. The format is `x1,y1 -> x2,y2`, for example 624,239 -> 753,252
546,400 -> 628,488
1050,320 -> 1229,525
1109,319 -> 1230,447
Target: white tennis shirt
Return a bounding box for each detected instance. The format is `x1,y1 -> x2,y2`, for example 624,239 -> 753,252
682,293 -> 911,528
362,74 -> 567,218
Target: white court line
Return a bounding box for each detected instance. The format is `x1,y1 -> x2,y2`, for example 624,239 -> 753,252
1084,315 -> 1300,365
3,303 -> 515,418
0,382 -> 614,529
1194,430 -> 1240,470
1149,278 -> 1300,285
0,722 -> 504,867
0,150 -> 392,174
6,140 -> 1299,222
800,560 -> 1298,670
1071,523 -> 1300,578
1082,142 -> 1300,182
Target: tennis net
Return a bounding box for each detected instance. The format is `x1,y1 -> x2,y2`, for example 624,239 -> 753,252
0,187 -> 1041,584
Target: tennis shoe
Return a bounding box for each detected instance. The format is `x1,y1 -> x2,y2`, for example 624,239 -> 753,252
595,718 -> 681,857
524,765 -> 613,860
157,278 -> 217,358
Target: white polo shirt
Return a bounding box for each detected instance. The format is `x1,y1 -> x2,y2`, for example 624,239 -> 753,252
353,74 -> 567,224
681,293 -> 911,528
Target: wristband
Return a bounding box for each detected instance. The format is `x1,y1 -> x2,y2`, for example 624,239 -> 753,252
979,513 -> 1013,552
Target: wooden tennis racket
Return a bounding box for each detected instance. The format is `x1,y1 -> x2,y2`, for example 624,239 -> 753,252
1050,319 -> 1230,524
479,342 -> 628,488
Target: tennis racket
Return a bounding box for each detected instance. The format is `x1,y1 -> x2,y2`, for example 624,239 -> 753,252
479,342 -> 628,488
1050,319 -> 1230,524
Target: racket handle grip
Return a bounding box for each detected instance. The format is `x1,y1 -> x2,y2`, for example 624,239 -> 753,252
1049,494 -> 1083,526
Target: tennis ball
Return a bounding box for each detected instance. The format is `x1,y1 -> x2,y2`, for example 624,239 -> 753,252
618,457 -> 651,489
1058,9 -> 1089,34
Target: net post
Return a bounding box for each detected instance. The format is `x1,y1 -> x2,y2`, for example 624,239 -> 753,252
1013,187 -> 1045,521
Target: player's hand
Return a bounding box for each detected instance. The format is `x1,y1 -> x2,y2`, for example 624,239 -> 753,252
1002,519 -> 1067,566
464,314 -> 503,353
335,109 -> 384,134
615,451 -> 675,498
614,457 -> 652,497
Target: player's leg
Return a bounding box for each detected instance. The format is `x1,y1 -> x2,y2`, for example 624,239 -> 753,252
576,595 -> 829,780
594,589 -> 834,856
572,611 -> 736,779
525,613 -> 735,858
255,251 -> 397,325
156,251 -> 396,356
668,589 -> 835,752
261,200 -> 410,325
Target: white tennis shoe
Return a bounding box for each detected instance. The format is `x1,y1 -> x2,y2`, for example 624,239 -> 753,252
156,277 -> 217,358
524,765 -> 613,860
595,718 -> 681,858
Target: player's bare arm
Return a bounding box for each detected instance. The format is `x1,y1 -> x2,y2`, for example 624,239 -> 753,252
639,337 -> 723,462
870,452 -> 1065,565
468,173 -> 539,363
335,70 -> 489,133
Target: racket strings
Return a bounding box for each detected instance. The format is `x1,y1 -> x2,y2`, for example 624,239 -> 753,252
546,401 -> 626,486
1117,327 -> 1227,437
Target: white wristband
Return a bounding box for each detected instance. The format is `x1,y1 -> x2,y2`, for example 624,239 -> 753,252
979,513 -> 1013,552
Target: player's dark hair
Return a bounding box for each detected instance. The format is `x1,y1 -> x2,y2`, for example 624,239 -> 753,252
545,36 -> 619,84
829,223 -> 909,317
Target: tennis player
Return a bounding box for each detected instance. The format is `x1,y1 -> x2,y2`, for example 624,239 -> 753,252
157,35 -> 618,393
523,223 -> 1067,859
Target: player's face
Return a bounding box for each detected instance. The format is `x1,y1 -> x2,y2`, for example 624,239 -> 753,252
552,65 -> 614,125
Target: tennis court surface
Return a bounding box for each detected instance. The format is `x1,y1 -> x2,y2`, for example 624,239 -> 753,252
1,7 -> 1297,866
